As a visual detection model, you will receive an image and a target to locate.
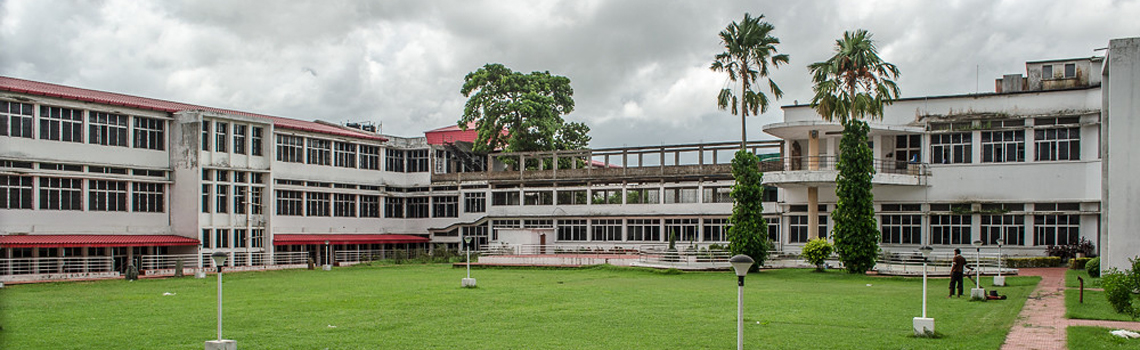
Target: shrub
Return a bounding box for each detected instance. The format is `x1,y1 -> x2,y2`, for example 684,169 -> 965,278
1101,268 -> 1139,320
1086,257 -> 1101,277
1005,257 -> 1063,268
1069,257 -> 1091,270
1045,237 -> 1096,261
801,238 -> 833,271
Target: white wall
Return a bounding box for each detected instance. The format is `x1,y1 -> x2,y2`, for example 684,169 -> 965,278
1102,37 -> 1140,271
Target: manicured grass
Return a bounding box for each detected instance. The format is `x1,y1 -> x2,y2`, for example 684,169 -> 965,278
0,264 -> 1038,349
1068,326 -> 1140,349
1066,268 -> 1101,288
1063,269 -> 1137,321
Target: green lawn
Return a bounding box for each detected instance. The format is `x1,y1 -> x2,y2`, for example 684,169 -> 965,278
1063,269 -> 1137,322
0,264 -> 1038,349
1066,268 -> 1101,288
1068,326 -> 1140,349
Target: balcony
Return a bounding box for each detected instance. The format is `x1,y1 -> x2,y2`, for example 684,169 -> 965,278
762,156 -> 929,187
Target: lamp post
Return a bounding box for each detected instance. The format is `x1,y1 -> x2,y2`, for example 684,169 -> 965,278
462,236 -> 476,288
994,238 -> 1005,286
970,240 -> 985,300
913,246 -> 935,335
205,252 -> 235,350
323,240 -> 331,271
729,254 -> 754,350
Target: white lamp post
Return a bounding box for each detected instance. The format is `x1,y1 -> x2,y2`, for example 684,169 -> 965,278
461,236 -> 476,288
729,254 -> 754,350
323,240 -> 332,271
970,240 -> 985,300
994,238 -> 1006,286
913,246 -> 934,335
205,252 -> 235,350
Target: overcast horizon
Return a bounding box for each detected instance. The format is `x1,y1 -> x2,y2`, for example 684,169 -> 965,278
3,0 -> 1138,147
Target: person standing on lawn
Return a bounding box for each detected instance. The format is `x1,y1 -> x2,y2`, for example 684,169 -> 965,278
949,248 -> 967,297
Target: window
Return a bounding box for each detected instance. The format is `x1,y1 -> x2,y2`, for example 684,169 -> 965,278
386,149 -> 406,172
626,188 -> 659,204
1035,127 -> 1080,161
406,149 -> 429,172
250,187 -> 263,214
767,217 -> 780,243
557,219 -> 588,241
39,177 -> 82,210
215,229 -> 230,248
202,229 -> 212,248
276,135 -> 304,162
591,219 -> 623,241
383,197 -> 406,218
432,195 -> 458,218
0,175 -> 34,209
234,229 -> 248,248
215,185 -> 229,213
895,134 -> 922,167
201,122 -> 210,151
307,139 -> 331,165
981,130 -> 1025,163
931,132 -> 972,164
251,127 -> 263,156
703,218 -> 729,242
523,190 -> 553,205
87,112 -> 128,147
763,186 -> 778,202
201,184 -> 210,213
233,186 -> 247,214
131,182 -> 163,212
591,189 -> 622,204
665,218 -> 699,241
276,190 -> 303,216
40,106 -> 83,142
1,101 -> 34,138
214,122 -> 228,152
1042,65 -> 1054,79
334,142 -> 357,168
464,192 -> 486,213
492,191 -> 520,206
627,219 -> 660,241
359,145 -> 380,170
524,219 -> 553,228
88,180 -> 127,211
360,195 -> 380,218
556,190 -> 588,205
1034,214 -> 1079,246
880,215 -> 922,244
306,192 -> 330,216
233,124 -> 246,154
406,197 -> 429,218
981,215 -> 1025,246
251,229 -> 265,248
664,188 -> 698,204
1064,63 -> 1076,78
930,215 -> 971,245
334,193 -> 357,217
133,116 -> 165,150
703,186 -> 733,203
788,216 -> 809,243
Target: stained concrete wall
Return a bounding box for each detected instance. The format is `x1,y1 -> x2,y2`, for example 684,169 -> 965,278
1102,37 -> 1140,271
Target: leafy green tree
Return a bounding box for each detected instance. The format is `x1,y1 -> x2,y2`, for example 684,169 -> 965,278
808,29 -> 900,274
728,150 -> 770,270
802,238 -> 833,272
711,13 -> 789,150
459,63 -> 591,154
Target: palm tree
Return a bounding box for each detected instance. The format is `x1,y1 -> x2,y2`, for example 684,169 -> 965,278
808,29 -> 900,274
711,13 -> 789,150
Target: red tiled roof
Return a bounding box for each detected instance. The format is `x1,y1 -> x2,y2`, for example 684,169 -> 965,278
425,123 -> 479,145
0,234 -> 200,248
0,76 -> 387,142
273,234 -> 429,245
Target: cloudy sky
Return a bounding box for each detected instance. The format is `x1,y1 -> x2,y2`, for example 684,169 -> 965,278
2,0 -> 1137,147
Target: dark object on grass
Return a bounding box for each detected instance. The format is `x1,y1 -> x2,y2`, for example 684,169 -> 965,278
1078,276 -> 1084,303
125,264 -> 139,281
174,259 -> 184,277
986,290 -> 1006,300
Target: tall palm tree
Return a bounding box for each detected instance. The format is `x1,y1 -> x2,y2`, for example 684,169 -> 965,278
711,13 -> 789,150
808,29 -> 900,274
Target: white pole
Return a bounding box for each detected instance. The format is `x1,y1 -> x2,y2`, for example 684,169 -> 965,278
997,245 -> 1002,278
217,268 -> 223,341
737,282 -> 743,350
975,248 -> 981,289
922,260 -> 928,318
466,249 -> 471,279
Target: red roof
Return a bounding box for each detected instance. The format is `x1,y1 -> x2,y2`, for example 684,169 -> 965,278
273,234 -> 429,245
0,234 -> 200,248
425,122 -> 479,145
0,76 -> 387,142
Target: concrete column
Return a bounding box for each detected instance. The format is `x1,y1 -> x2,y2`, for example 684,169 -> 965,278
808,130 -> 820,170
808,187 -> 819,240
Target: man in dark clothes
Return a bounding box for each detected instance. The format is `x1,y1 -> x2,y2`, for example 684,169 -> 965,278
949,248 -> 968,297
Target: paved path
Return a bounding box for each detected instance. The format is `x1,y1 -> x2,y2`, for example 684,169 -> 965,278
1000,268 -> 1140,350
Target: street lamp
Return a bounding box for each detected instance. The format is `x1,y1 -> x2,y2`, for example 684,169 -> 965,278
205,252 -> 235,350
970,240 -> 985,300
729,254 -> 754,350
462,236 -> 476,288
913,246 -> 934,335
323,240 -> 331,271
994,238 -> 1005,286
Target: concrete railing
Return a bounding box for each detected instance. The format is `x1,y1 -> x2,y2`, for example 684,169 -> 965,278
0,257 -> 115,276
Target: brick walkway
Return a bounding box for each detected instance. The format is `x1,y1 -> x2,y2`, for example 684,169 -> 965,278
1001,268 -> 1140,350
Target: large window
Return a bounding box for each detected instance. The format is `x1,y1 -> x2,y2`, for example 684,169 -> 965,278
1034,214 -> 1080,246
360,195 -> 380,218
703,218 -> 729,242
492,191 -> 520,206
591,219 -> 623,241
133,116 -> 165,150
385,197 -> 405,218
1035,127 -> 1080,161
665,218 -> 699,242
215,122 -> 228,153
523,190 -> 553,205
276,190 -> 303,216
201,122 -> 210,151
359,145 -> 380,170
88,112 -> 128,147
334,142 -> 357,168
1,175 -> 34,209
432,196 -> 458,218
233,186 -> 247,214
930,215 -> 971,245
88,180 -> 127,211
39,177 -> 82,210
703,186 -> 733,203
626,219 -> 660,241
250,186 -> 264,214
251,127 -> 263,156
981,130 -> 1024,163
591,189 -> 622,204
931,133 -> 971,164
767,217 -> 780,243
233,124 -> 247,154
334,193 -> 356,217
463,192 -> 486,213
880,215 -> 921,244
214,185 -> 228,213
406,197 -> 429,218
386,149 -> 406,172
981,215 -> 1025,246
306,192 -> 330,216
556,190 -> 588,205
557,219 -> 588,241
406,149 -> 429,172
788,215 -> 810,243
307,139 -> 331,165
40,106 -> 83,142
276,135 -> 304,163
625,188 -> 659,204
664,188 -> 698,204
894,134 -> 922,166
1,101 -> 34,138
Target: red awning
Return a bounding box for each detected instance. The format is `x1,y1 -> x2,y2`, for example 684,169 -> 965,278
273,234 -> 430,246
0,234 -> 200,248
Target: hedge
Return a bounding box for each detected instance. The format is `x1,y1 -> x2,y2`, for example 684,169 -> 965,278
1069,257 -> 1092,270
1005,256 -> 1063,268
